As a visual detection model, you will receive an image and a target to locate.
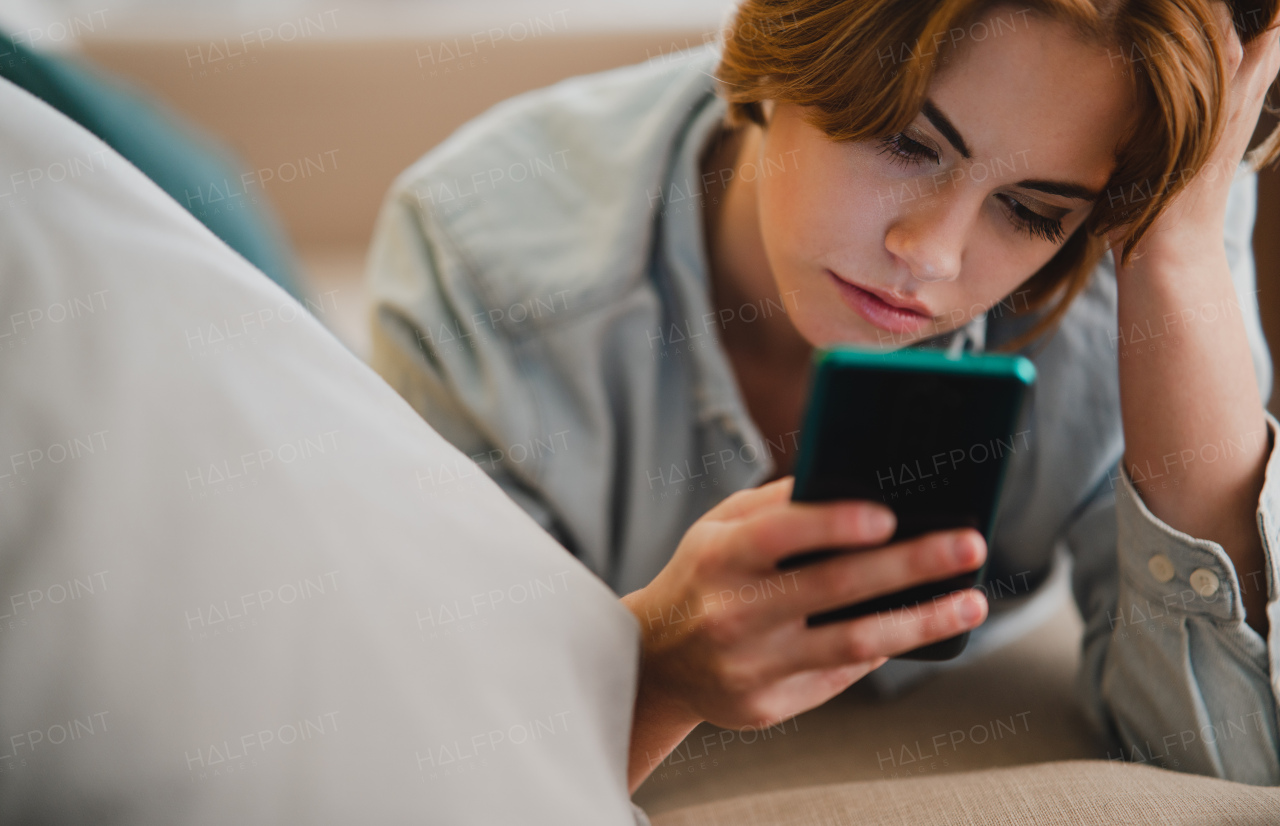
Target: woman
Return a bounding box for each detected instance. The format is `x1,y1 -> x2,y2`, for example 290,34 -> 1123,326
368,0 -> 1280,792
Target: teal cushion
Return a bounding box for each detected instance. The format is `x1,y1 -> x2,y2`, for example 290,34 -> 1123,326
0,35 -> 303,300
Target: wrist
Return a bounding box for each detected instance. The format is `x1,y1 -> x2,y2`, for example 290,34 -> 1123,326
621,587 -> 704,792
626,650 -> 702,793
621,587 -> 703,730
1113,232 -> 1227,280
1115,165 -> 1237,275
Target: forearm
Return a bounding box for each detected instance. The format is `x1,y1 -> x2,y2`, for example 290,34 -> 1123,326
621,592 -> 702,794
626,674 -> 701,794
1115,240 -> 1270,635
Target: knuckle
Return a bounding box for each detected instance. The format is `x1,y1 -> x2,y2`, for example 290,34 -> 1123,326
707,488 -> 756,522
913,535 -> 949,576
913,599 -> 949,638
691,541 -> 723,576
823,558 -> 861,601
690,549 -> 723,585
741,697 -> 779,727
822,505 -> 849,545
704,606 -> 748,647
938,596 -> 967,634
689,527 -> 733,579
682,519 -> 717,553
742,514 -> 780,555
717,658 -> 764,695
842,627 -> 877,662
723,488 -> 755,510
906,533 -> 950,578
914,614 -> 941,641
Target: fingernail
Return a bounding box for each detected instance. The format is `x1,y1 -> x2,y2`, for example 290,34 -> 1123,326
870,507 -> 896,534
952,533 -> 978,565
959,595 -> 984,625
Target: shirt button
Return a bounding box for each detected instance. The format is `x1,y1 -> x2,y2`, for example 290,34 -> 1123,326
1147,554 -> 1176,583
1190,568 -> 1220,598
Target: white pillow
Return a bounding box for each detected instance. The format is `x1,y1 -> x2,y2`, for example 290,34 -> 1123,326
0,77 -> 642,825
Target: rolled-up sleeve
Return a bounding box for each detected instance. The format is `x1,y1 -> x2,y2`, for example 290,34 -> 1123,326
1104,413 -> 1278,783
1071,166 -> 1280,785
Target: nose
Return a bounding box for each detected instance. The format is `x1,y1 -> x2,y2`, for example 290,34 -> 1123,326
883,193 -> 970,284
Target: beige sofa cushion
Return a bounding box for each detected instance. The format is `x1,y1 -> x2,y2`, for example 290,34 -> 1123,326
633,577 -> 1105,814
651,760 -> 1280,826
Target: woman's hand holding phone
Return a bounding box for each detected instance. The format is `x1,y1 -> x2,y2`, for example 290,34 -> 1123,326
620,476 -> 988,793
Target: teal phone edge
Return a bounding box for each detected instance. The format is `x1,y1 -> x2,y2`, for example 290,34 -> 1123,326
788,345 -> 1037,660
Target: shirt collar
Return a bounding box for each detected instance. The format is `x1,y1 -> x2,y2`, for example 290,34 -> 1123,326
657,87 -> 763,438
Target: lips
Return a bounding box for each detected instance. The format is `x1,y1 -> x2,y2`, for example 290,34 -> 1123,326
846,279 -> 932,317
827,270 -> 934,335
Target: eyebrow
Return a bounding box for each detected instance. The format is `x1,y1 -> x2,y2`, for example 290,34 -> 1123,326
1014,179 -> 1101,201
922,98 -> 1100,202
922,99 -> 971,159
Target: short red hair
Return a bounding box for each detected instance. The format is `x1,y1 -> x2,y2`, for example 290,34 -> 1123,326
716,0 -> 1280,352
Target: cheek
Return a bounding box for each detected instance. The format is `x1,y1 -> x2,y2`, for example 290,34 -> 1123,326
753,124 -> 1062,330
755,138 -> 888,274
960,233 -> 1054,314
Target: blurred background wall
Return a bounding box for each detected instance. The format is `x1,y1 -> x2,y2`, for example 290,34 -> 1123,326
1,1 -> 732,356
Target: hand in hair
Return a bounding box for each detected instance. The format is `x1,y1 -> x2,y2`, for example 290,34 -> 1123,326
1115,0 -> 1280,255
1109,1 -> 1279,639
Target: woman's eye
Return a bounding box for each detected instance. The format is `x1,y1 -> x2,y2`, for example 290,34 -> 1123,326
877,132 -> 939,168
997,194 -> 1066,245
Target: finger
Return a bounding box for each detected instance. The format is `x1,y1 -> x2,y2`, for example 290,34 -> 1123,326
1235,3 -> 1280,52
728,497 -> 898,569
1222,4 -> 1280,100
738,659 -> 885,724
1210,1 -> 1245,80
1236,20 -> 1279,81
703,476 -> 796,522
769,590 -> 988,677
746,527 -> 986,629
1237,21 -> 1280,94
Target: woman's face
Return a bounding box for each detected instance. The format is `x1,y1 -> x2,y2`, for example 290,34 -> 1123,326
754,9 -> 1135,349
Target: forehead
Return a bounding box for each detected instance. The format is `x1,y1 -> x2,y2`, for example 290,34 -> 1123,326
928,8 -> 1134,187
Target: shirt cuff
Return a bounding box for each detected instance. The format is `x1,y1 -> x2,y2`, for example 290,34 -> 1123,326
1113,409 -> 1278,625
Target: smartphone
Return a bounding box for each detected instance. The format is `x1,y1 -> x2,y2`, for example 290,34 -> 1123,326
785,346 -> 1036,661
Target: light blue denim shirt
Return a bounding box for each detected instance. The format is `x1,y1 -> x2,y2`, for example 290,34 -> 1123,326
367,46 -> 1280,785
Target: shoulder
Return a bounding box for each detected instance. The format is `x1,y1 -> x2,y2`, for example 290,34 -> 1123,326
381,47 -> 724,327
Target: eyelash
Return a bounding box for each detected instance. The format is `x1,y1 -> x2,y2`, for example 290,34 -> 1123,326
997,195 -> 1066,244
877,132 -> 1067,245
878,132 -> 937,167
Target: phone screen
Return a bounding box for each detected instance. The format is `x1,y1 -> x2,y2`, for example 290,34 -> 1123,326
786,347 -> 1035,660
